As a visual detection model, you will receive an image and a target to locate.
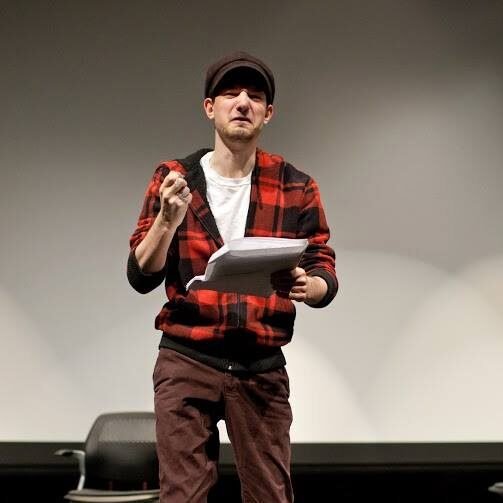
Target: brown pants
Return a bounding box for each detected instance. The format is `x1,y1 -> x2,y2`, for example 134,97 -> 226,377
153,348 -> 294,503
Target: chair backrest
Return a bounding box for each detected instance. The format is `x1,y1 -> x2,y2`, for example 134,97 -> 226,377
84,411 -> 159,489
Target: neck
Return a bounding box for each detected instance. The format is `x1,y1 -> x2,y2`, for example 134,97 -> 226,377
211,134 -> 257,178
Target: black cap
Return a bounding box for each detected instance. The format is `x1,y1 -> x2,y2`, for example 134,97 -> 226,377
205,51 -> 275,104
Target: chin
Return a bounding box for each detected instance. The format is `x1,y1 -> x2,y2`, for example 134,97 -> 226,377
222,125 -> 257,142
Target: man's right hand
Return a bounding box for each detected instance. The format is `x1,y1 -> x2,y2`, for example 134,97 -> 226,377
157,171 -> 192,229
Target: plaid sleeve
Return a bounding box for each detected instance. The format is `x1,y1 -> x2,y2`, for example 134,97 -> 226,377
127,164 -> 173,294
297,177 -> 338,308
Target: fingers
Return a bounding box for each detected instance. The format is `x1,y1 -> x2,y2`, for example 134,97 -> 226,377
157,171 -> 192,228
271,267 -> 306,285
178,185 -> 191,202
159,171 -> 190,201
159,171 -> 179,194
275,286 -> 307,302
179,186 -> 190,198
271,267 -> 307,301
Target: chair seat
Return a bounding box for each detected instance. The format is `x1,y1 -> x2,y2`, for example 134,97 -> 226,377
64,488 -> 160,503
58,413 -> 159,503
490,482 -> 503,495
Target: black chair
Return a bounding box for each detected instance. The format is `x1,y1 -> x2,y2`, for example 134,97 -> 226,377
55,411 -> 160,502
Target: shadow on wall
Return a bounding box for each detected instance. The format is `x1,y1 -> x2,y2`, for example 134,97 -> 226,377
288,250 -> 503,442
0,286 -> 158,441
1,253 -> 503,442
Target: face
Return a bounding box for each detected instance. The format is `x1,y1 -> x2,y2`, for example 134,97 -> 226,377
204,78 -> 274,144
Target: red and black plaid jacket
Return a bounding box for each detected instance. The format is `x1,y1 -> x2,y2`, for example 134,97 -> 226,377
128,148 -> 337,349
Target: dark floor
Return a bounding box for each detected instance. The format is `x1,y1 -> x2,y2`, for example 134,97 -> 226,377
2,469 -> 503,503
2,442 -> 503,503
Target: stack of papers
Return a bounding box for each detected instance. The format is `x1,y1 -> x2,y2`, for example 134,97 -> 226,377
186,237 -> 308,297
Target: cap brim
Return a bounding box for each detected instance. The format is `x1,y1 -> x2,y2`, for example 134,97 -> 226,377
208,62 -> 272,101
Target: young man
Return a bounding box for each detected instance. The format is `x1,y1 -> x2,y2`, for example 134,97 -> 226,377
128,51 -> 338,503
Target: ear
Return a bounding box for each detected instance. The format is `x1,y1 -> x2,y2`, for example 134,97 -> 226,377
203,98 -> 215,120
263,104 -> 274,124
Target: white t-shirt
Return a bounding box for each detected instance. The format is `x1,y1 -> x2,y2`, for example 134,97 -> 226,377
200,151 -> 251,243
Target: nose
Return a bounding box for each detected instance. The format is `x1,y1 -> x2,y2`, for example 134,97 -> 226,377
236,90 -> 251,111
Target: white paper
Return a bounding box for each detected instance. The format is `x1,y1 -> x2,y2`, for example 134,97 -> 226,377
186,237 -> 308,296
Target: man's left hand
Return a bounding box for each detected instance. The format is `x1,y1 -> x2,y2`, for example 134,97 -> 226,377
271,267 -> 327,305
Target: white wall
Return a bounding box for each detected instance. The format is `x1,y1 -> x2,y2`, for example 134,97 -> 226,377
1,0 -> 502,441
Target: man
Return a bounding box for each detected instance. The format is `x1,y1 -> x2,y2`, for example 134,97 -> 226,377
127,51 -> 337,503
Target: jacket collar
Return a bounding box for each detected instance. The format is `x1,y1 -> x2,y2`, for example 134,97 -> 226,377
175,149 -> 223,246
176,148 -> 283,246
